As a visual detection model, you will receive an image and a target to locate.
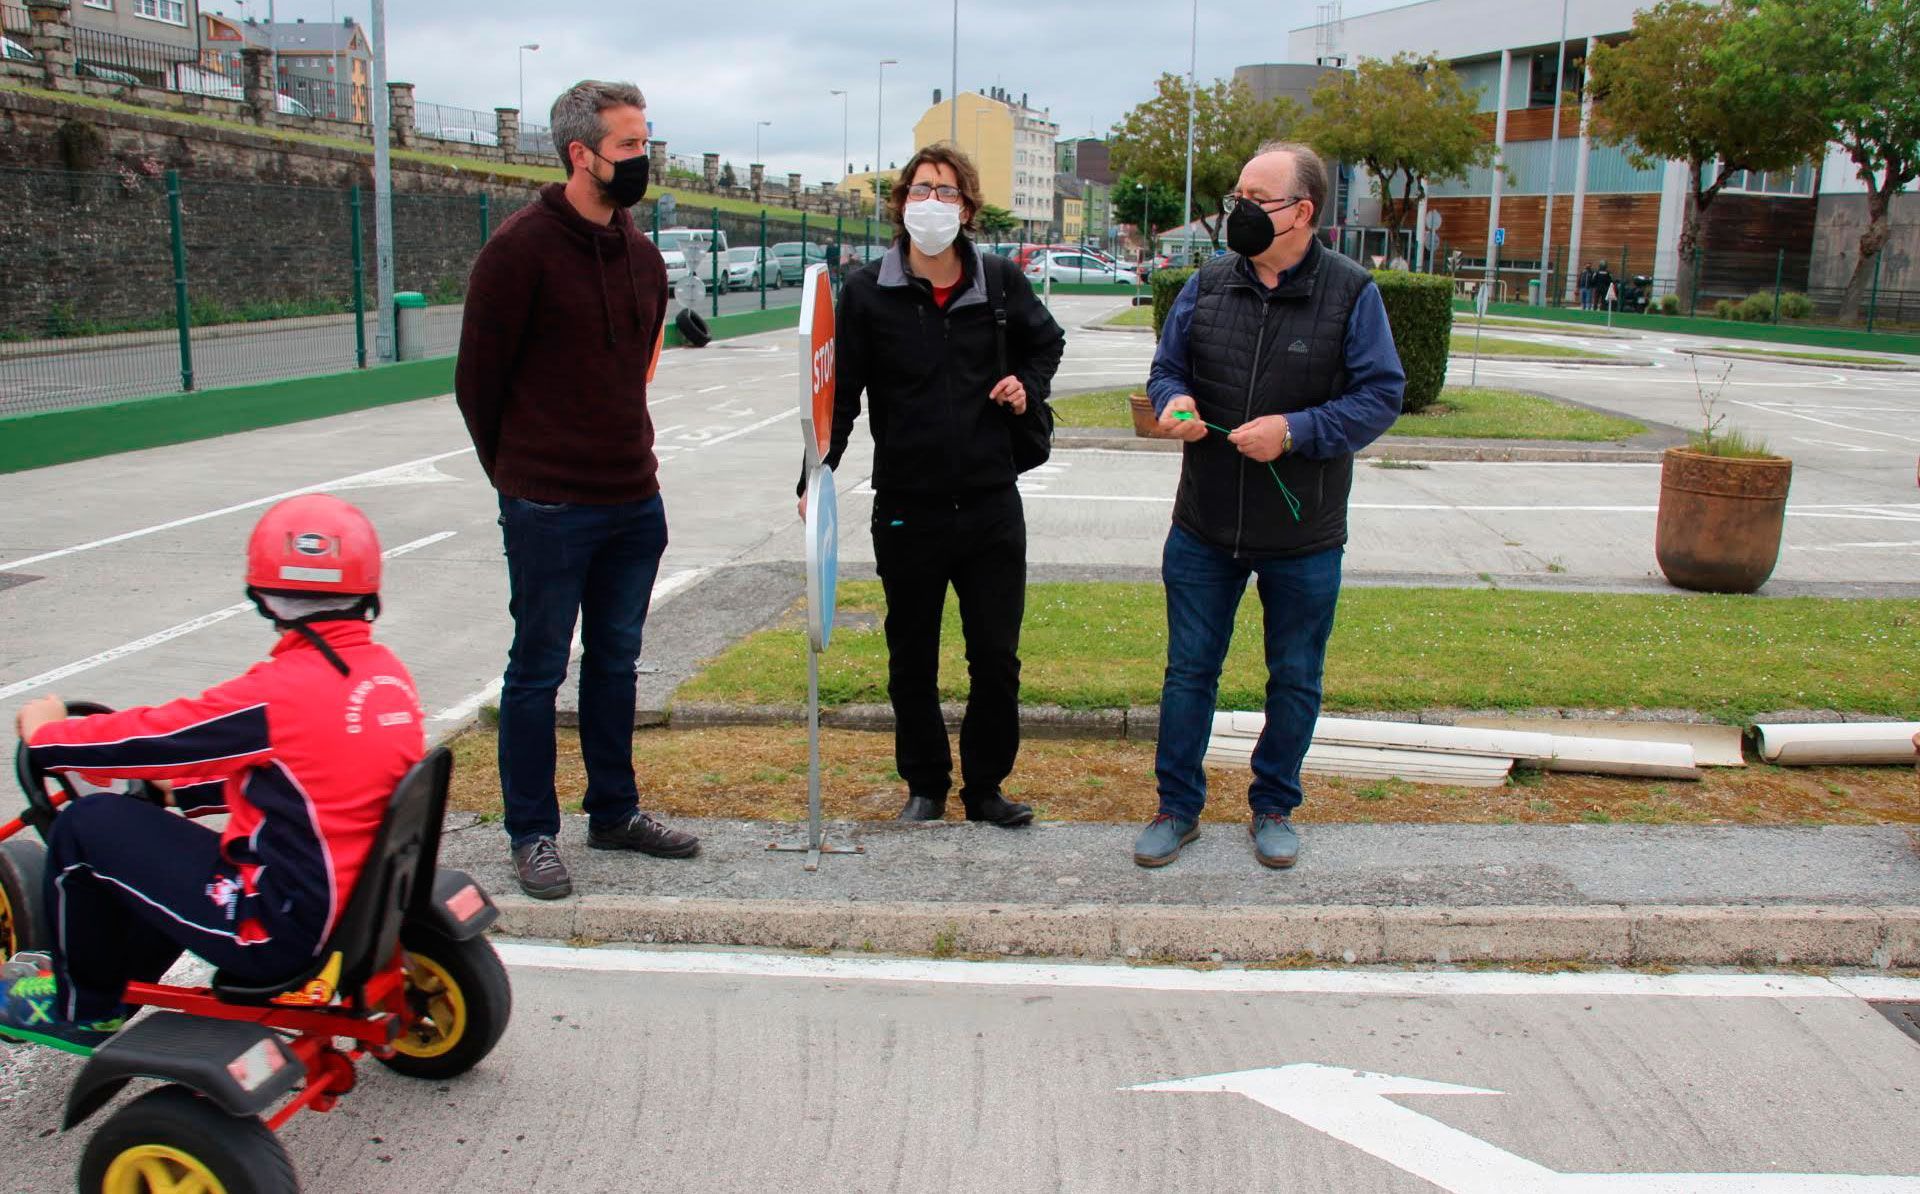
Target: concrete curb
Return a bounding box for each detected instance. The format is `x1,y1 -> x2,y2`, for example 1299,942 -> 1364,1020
633,703 -> 1882,738
487,895 -> 1920,968
1447,353 -> 1653,367
1677,348 -> 1919,373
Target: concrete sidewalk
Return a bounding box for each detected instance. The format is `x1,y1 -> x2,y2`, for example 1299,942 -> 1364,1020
444,816 -> 1920,969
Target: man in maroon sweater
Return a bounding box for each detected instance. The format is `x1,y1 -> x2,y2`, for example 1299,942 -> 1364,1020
456,79 -> 699,900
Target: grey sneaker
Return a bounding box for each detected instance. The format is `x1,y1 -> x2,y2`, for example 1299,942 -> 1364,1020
587,811 -> 701,858
511,836 -> 573,900
1132,814 -> 1199,868
1250,813 -> 1300,869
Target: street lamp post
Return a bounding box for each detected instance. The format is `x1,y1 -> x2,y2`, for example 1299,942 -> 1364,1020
755,119 -> 772,166
1181,0 -> 1198,265
875,58 -> 897,220
830,89 -> 849,181
950,0 -> 959,143
517,43 -> 538,121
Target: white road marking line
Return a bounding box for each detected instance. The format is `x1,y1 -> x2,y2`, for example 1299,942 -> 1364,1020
1729,398 -> 1920,446
1,447 -> 476,572
492,942 -> 1920,1001
694,407 -> 796,450
696,384 -> 727,393
0,531 -> 456,701
426,566 -> 708,725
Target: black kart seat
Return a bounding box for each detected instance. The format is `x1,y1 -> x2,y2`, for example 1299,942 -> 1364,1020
210,747 -> 451,1006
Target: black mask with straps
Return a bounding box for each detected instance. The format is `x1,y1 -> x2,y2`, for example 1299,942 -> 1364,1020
588,147 -> 650,208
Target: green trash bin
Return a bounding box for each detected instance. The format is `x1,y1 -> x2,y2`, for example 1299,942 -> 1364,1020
394,291 -> 427,361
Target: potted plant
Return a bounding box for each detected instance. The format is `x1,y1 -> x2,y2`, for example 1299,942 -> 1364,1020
1655,362 -> 1793,593
1131,267 -> 1194,437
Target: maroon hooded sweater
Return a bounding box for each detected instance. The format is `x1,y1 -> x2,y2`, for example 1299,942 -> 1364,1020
455,183 -> 668,504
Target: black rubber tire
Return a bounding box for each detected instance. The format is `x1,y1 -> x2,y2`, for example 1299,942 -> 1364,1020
78,1085 -> 297,1194
674,307 -> 712,347
377,925 -> 512,1081
0,837 -> 48,957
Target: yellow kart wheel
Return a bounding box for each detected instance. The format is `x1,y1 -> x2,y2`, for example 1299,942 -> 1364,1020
377,924 -> 511,1081
79,1086 -> 295,1194
0,838 -> 48,957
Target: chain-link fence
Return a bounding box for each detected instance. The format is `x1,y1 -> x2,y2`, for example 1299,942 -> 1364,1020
0,167 -> 900,415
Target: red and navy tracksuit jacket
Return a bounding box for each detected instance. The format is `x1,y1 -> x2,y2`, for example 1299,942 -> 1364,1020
26,621 -> 425,954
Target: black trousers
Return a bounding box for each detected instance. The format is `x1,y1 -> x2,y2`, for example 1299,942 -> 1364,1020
870,485 -> 1027,805
45,794 -> 319,1022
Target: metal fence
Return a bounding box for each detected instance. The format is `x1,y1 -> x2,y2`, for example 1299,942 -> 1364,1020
1327,228 -> 1918,333
517,122 -> 551,157
71,26 -> 197,90
0,167 -> 907,415
413,101 -> 501,147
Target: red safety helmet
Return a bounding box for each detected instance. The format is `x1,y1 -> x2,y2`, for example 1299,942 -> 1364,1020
245,494 -> 382,596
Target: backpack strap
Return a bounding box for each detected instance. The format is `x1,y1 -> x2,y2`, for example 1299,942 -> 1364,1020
983,254 -> 1008,380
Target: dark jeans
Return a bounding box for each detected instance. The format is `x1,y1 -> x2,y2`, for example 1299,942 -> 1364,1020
47,795 -> 318,1022
1154,523 -> 1343,822
497,493 -> 667,847
871,485 -> 1026,804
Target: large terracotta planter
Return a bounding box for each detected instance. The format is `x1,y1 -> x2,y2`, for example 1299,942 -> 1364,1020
1655,447 -> 1793,593
1129,393 -> 1160,438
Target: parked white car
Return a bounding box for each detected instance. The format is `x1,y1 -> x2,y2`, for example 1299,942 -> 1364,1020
724,247 -> 779,290
661,250 -> 690,288
2,36 -> 36,63
170,65 -> 311,115
1024,251 -> 1139,286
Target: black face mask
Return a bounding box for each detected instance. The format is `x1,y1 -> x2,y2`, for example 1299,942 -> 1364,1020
589,149 -> 650,207
1226,198 -> 1280,259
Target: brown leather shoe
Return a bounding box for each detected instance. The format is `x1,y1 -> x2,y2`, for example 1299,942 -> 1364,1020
586,812 -> 701,858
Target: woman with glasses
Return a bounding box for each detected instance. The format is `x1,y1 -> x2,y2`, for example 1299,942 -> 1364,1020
798,144 -> 1065,827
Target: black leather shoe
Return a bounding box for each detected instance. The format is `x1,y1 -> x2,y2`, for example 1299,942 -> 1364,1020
963,792 -> 1034,827
897,795 -> 947,821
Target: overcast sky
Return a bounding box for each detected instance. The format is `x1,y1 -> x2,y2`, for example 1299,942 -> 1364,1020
210,0 -> 1406,184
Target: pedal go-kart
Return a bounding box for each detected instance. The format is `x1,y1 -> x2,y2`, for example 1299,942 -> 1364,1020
2,701 -> 511,1193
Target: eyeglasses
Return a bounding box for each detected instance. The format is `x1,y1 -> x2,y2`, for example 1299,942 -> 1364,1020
1222,193 -> 1307,217
907,183 -> 964,203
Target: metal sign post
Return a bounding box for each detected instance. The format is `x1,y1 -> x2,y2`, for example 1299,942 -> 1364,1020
1470,284 -> 1490,387
770,263 -> 865,871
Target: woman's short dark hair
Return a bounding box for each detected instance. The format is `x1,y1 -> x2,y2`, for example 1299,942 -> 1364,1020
887,144 -> 984,236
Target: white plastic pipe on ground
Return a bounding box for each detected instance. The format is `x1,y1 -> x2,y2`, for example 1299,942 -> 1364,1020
1754,723 -> 1920,766
1208,713 -> 1699,782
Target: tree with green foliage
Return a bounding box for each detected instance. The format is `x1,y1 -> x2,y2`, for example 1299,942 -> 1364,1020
1115,173 -> 1184,253
975,203 -> 1018,238
719,161 -> 738,189
1586,0 -> 1831,307
1109,74 -> 1297,250
1721,0 -> 1920,321
1301,53 -> 1495,240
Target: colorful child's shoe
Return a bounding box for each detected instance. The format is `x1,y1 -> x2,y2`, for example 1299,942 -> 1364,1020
0,974 -> 123,1055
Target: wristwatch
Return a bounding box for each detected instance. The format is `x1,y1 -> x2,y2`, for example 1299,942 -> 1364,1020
1280,425 -> 1293,455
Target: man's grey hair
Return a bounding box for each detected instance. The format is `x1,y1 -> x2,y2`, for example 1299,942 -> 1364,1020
550,80 -> 647,175
1256,140 -> 1330,225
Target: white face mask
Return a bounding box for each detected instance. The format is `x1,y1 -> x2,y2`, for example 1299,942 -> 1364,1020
903,198 -> 963,255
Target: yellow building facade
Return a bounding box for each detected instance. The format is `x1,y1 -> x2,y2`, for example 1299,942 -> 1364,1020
911,92 -> 1016,210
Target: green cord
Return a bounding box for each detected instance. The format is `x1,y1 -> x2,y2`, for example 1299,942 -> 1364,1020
1170,411 -> 1304,521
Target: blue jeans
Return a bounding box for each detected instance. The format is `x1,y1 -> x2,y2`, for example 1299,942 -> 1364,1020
497,494 -> 667,847
1154,524 -> 1343,822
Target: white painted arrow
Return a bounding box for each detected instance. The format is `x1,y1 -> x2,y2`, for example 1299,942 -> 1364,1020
1132,1063 -> 1920,1192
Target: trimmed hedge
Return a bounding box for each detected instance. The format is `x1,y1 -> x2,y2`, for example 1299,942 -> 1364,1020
1371,269 -> 1452,414
1151,267 -> 1196,337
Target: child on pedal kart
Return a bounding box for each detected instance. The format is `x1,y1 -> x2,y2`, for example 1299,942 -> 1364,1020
1,495 -> 424,1050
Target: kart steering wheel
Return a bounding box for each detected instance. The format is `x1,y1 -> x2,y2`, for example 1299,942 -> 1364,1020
13,701 -> 167,844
